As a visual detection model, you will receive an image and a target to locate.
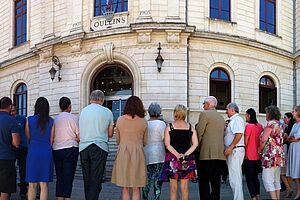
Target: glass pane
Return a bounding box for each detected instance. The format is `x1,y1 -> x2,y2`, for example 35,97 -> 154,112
220,71 -> 229,80
16,1 -> 21,7
267,2 -> 275,25
268,24 -> 275,34
210,0 -> 218,9
260,0 -> 266,22
221,0 -> 230,12
111,100 -> 120,121
23,94 -> 26,110
221,11 -> 230,21
16,18 -> 21,36
210,8 -> 219,18
260,21 -> 266,31
210,70 -> 218,79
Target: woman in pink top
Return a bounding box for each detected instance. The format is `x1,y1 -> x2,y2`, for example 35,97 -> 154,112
244,108 -> 263,200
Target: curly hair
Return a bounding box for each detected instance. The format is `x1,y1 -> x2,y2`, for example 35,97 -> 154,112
123,96 -> 146,118
265,105 -> 281,121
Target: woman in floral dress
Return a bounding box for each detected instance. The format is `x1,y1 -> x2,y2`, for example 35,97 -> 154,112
259,105 -> 284,200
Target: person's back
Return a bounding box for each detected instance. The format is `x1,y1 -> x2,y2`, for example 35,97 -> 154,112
0,112 -> 18,160
79,103 -> 113,152
198,109 -> 226,160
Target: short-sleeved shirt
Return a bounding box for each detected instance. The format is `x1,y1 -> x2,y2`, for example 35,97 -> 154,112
245,123 -> 263,160
53,112 -> 79,150
224,113 -> 245,147
79,103 -> 114,152
15,115 -> 27,148
0,111 -> 19,160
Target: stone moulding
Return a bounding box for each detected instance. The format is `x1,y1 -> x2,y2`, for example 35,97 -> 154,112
103,42 -> 115,63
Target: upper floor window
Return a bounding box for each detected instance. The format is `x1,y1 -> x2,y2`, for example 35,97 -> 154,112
210,0 -> 230,21
259,76 -> 277,113
94,0 -> 128,16
260,0 -> 276,34
14,83 -> 27,116
210,68 -> 231,110
15,0 -> 27,46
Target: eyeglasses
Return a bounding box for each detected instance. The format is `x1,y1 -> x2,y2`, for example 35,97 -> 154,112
202,102 -> 206,105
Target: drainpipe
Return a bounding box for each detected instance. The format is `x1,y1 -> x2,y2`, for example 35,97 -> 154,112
185,0 -> 188,24
293,0 -> 297,106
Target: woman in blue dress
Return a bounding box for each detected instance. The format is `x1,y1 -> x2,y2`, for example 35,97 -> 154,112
25,97 -> 54,200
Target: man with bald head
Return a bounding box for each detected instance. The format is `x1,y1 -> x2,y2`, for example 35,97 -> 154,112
196,96 -> 226,200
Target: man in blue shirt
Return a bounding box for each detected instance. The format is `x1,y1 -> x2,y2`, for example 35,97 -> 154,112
79,90 -> 114,200
10,104 -> 27,200
0,97 -> 20,200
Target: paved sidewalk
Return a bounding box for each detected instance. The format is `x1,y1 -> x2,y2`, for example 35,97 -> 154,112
11,175 -> 295,200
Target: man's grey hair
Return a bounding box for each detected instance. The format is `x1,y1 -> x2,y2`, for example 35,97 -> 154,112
148,103 -> 162,118
90,90 -> 105,101
227,103 -> 239,113
204,96 -> 218,107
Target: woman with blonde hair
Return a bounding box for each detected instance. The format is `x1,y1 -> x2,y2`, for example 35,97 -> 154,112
161,104 -> 198,200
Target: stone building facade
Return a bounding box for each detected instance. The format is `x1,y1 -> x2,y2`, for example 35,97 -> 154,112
0,0 -> 299,125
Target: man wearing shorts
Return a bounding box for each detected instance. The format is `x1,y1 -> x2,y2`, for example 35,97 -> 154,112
0,97 -> 20,200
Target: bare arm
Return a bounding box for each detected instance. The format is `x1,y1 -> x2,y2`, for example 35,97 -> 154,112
184,126 -> 199,156
108,124 -> 114,138
12,133 -> 20,148
164,125 -> 182,159
25,119 -> 30,141
50,125 -> 55,145
224,133 -> 243,156
258,127 -> 272,153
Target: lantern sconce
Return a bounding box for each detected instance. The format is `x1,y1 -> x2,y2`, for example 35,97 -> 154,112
49,56 -> 62,81
155,42 -> 164,73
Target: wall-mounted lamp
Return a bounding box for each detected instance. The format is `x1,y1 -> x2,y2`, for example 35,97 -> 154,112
49,56 -> 62,81
155,42 -> 164,72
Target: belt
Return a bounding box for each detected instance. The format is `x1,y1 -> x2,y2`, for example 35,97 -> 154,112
233,145 -> 245,149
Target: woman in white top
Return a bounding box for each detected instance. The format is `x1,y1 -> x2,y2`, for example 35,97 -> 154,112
53,97 -> 79,200
286,105 -> 300,199
142,103 -> 166,200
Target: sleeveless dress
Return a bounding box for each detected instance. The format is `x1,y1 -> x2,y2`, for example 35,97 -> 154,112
161,123 -> 197,181
26,115 -> 54,182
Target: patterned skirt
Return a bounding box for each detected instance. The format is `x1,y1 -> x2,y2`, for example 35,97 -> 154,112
161,152 -> 197,181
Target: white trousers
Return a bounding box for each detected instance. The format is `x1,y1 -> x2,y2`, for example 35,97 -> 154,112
262,167 -> 281,192
226,148 -> 245,200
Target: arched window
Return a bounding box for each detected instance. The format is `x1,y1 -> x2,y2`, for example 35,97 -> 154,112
259,76 -> 277,113
210,68 -> 231,110
14,83 -> 27,116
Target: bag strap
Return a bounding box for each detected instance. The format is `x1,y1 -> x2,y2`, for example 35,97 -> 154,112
169,123 -> 174,131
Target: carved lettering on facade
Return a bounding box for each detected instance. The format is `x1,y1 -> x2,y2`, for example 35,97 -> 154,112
91,15 -> 128,31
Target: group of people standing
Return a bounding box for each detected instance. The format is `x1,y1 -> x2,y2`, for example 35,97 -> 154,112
1,89 -> 300,200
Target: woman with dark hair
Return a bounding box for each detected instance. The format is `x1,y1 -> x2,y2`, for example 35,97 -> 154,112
244,108 -> 263,200
111,96 -> 148,200
25,97 -> 54,200
53,97 -> 79,200
258,105 -> 284,200
281,112 -> 296,197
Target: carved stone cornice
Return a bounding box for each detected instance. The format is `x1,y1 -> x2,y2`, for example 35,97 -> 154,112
39,46 -> 53,63
137,30 -> 152,44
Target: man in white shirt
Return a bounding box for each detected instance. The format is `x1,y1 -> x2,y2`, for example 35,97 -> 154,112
224,103 -> 245,200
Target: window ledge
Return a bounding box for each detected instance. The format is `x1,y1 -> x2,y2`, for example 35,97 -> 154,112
207,17 -> 237,25
8,41 -> 30,52
255,28 -> 282,39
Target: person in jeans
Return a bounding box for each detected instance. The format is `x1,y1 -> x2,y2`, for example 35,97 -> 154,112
79,90 -> 114,200
244,108 -> 263,200
0,97 -> 20,200
10,104 -> 27,200
142,103 -> 166,200
259,105 -> 284,200
53,97 -> 79,200
224,103 -> 245,200
196,96 -> 226,200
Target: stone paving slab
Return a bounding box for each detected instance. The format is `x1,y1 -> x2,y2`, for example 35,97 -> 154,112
10,176 -> 294,199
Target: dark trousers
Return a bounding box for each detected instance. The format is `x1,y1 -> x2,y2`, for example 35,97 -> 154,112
80,144 -> 108,200
197,160 -> 223,200
244,159 -> 261,198
53,147 -> 79,198
15,148 -> 28,195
